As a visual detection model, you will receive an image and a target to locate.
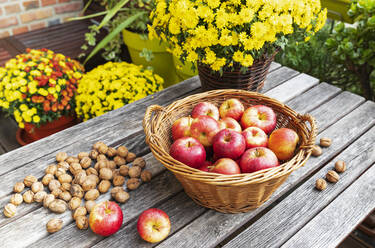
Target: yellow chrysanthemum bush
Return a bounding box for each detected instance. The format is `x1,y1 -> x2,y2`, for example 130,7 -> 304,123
149,0 -> 327,73
0,48 -> 84,128
75,62 -> 164,121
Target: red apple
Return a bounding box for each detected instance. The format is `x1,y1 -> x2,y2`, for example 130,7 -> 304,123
268,128 -> 299,160
172,116 -> 193,141
190,115 -> 220,147
89,201 -> 123,236
218,117 -> 242,132
191,102 -> 219,120
242,126 -> 268,149
137,208 -> 171,243
239,147 -> 279,173
209,158 -> 241,175
169,137 -> 206,168
198,161 -> 212,172
241,105 -> 276,134
219,98 -> 245,121
213,129 -> 246,160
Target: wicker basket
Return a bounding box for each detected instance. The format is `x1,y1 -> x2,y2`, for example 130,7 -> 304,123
143,90 -> 316,213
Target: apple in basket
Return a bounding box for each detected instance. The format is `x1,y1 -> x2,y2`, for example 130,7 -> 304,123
242,127 -> 268,149
209,158 -> 241,175
190,115 -> 220,147
89,201 -> 123,236
239,147 -> 279,173
172,116 -> 193,141
219,98 -> 245,121
191,102 -> 220,120
170,137 -> 206,168
268,128 -> 299,160
137,208 -> 171,243
198,161 -> 212,172
241,105 -> 276,134
213,129 -> 246,160
218,117 -> 242,132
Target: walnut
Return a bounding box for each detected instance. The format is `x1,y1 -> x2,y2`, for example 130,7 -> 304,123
34,191 -> 47,203
10,193 -> 23,205
23,190 -> 34,203
68,197 -> 82,210
114,156 -> 126,166
98,143 -> 109,154
73,206 -> 87,220
114,191 -> 130,203
59,191 -> 72,202
96,160 -> 108,170
24,175 -> 37,187
326,170 -> 339,183
112,169 -> 121,178
312,145 -> 322,157
119,165 -> 129,176
42,174 -> 54,186
98,180 -> 111,193
66,156 -> 79,164
126,152 -> 136,163
61,183 -> 71,192
110,187 -> 124,198
128,166 -> 141,178
133,157 -> 146,169
85,189 -> 100,201
70,184 -> 84,198
335,160 -> 346,173
107,147 -> 117,157
73,171 -> 87,185
56,152 -> 68,162
49,179 -> 61,192
76,216 -> 89,230
55,168 -> 66,178
117,146 -> 128,158
45,164 -> 57,175
93,141 -> 105,150
107,160 -> 117,170
87,174 -> 100,185
58,174 -> 72,184
43,194 -> 55,208
58,161 -> 70,171
320,137 -> 332,147
85,200 -> 96,213
127,178 -> 140,190
99,168 -> 113,180
51,188 -> 62,197
69,163 -> 82,175
315,178 -> 327,191
89,150 -> 99,160
13,182 -> 25,193
49,199 -> 67,213
113,176 -> 125,186
4,203 -> 17,218
31,181 -> 43,193
78,152 -> 89,160
46,218 -> 63,233
97,154 -> 107,161
86,167 -> 98,176
141,170 -> 152,183
80,157 -> 92,169
81,178 -> 97,191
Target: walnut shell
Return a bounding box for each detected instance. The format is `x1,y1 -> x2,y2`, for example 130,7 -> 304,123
117,146 -> 128,158
85,189 -> 99,201
87,174 -> 100,185
56,152 -> 68,162
315,178 -> 327,191
58,161 -> 70,171
4,203 -> 17,218
23,190 -> 34,203
89,150 -> 99,160
77,152 -> 89,160
49,179 -> 61,192
73,171 -> 87,185
97,154 -> 107,161
113,176 -> 125,186
10,193 -> 23,205
113,156 -> 126,166
31,181 -> 44,193
51,188 -> 62,197
42,174 -> 54,186
80,157 -> 92,169
335,160 -> 346,173
141,170 -> 152,183
320,137 -> 332,147
106,147 -> 117,157
85,200 -> 96,213
61,183 -> 71,192
107,160 -> 117,170
110,187 -> 124,198
133,157 -> 146,169
43,194 -> 55,208
128,166 -> 141,178
96,160 -> 108,170
73,206 -> 87,220
99,168 -> 113,180
114,191 -> 130,203
55,168 -> 66,178
112,169 -> 121,178
81,178 -> 97,192
49,199 -> 67,213
45,164 -> 57,175
70,184 -> 84,198
58,174 -> 72,184
86,167 -> 98,176
66,156 -> 79,164
13,182 -> 25,193
119,165 -> 129,177
68,197 -> 82,210
98,180 -> 111,193
76,216 -> 89,230
326,170 -> 340,183
126,152 -> 136,163
46,218 -> 63,233
59,191 -> 72,202
93,141 -> 105,150
34,191 -> 47,203
98,144 -> 109,154
24,175 -> 37,187
69,163 -> 82,175
312,145 -> 322,157
126,178 -> 140,190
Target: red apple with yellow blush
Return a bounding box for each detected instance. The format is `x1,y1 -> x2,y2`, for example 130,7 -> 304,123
169,137 -> 206,168
89,201 -> 123,236
219,98 -> 245,121
137,208 -> 171,243
241,105 -> 277,134
218,117 -> 242,132
213,129 -> 246,160
190,115 -> 220,147
242,126 -> 268,149
209,158 -> 241,175
171,116 -> 193,141
239,147 -> 279,173
268,128 -> 299,160
191,102 -> 219,120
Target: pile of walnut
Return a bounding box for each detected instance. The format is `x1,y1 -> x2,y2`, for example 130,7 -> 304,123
3,141 -> 152,232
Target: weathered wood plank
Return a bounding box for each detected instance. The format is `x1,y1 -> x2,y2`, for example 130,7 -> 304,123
265,73 -> 319,102
0,114 -> 21,152
261,66 -> 299,92
223,124 -> 375,248
155,101 -> 375,248
283,163 -> 375,248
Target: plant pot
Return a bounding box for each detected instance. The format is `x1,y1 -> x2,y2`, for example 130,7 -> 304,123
173,56 -> 198,81
321,0 -> 353,23
16,115 -> 77,145
197,51 -> 278,92
122,29 -> 178,87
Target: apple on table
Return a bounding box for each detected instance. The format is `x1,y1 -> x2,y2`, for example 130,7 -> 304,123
89,201 -> 123,236
137,208 -> 171,243
241,105 -> 276,134
212,129 -> 246,160
191,102 -> 219,120
219,98 -> 245,121
268,128 -> 299,160
170,137 -> 206,168
239,147 -> 279,173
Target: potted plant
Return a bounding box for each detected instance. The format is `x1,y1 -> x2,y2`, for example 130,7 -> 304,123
0,48 -> 84,145
75,61 -> 163,121
149,0 -> 327,91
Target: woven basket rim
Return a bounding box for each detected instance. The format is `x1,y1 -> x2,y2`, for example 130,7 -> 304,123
143,89 -> 316,186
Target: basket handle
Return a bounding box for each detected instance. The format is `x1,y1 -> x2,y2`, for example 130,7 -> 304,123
298,113 -> 317,151
143,105 -> 165,145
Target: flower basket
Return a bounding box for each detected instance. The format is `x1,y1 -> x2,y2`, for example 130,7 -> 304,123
143,89 -> 316,213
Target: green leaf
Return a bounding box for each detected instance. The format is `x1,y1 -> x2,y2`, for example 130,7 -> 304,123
98,0 -> 130,29
84,11 -> 145,64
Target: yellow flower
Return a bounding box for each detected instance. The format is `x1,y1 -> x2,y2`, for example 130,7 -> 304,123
33,115 -> 41,123
233,51 -> 244,62
242,54 -> 254,67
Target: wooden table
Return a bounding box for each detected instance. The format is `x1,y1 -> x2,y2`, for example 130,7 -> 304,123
0,63 -> 374,248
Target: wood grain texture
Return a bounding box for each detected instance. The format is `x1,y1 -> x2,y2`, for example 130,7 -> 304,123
283,163 -> 375,248
261,66 -> 299,92
223,125 -> 375,248
156,101 -> 375,248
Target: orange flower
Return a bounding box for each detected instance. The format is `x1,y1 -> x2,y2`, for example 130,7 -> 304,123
58,104 -> 64,110
51,103 -> 58,112
43,101 -> 51,112
31,95 -> 44,103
